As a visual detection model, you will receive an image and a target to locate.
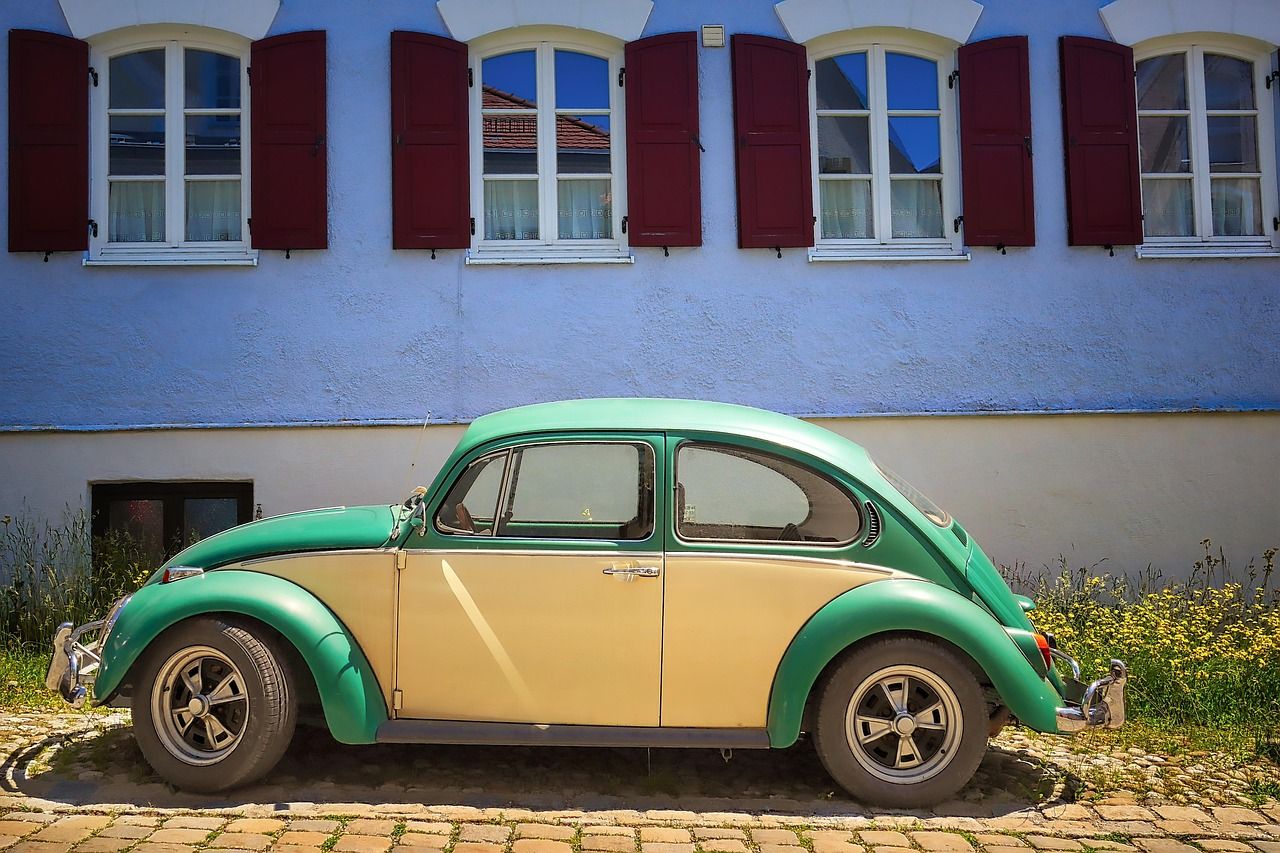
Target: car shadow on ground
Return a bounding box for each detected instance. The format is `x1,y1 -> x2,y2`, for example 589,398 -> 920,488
1,719 -> 1085,817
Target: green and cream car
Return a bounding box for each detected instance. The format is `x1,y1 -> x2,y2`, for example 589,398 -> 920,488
49,399 -> 1125,807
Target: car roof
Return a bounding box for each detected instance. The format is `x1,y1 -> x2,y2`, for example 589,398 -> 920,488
459,398 -> 872,473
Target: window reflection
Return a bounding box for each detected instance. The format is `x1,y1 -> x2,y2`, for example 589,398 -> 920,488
815,53 -> 868,111
109,50 -> 164,110
482,51 -> 537,104
886,53 -> 938,110
555,51 -> 609,109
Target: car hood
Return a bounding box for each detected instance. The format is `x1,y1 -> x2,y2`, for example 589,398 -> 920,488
150,504 -> 397,581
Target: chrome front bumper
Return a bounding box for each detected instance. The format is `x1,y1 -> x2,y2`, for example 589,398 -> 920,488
1052,649 -> 1127,732
45,619 -> 106,709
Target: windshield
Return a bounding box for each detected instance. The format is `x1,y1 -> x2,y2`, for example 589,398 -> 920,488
872,460 -> 951,527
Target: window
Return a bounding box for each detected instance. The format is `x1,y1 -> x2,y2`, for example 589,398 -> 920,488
1136,41 -> 1279,253
470,31 -> 629,264
90,482 -> 253,565
89,29 -> 253,265
809,39 -> 962,259
675,443 -> 861,545
436,442 -> 654,540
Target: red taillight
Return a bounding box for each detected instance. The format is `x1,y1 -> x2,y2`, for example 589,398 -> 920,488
1034,632 -> 1052,671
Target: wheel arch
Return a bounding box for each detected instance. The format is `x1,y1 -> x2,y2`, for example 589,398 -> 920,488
95,570 -> 388,744
766,579 -> 1062,747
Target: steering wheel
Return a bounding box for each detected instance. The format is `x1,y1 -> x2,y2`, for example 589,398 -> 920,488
455,502 -> 475,534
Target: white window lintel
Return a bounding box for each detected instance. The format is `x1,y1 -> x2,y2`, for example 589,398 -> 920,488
774,0 -> 983,46
58,0 -> 280,42
438,0 -> 654,43
1100,0 -> 1280,48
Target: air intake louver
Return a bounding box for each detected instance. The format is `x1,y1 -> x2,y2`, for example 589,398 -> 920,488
862,501 -> 881,547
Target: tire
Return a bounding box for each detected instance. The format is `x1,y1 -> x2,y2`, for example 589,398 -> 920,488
131,617 -> 297,792
811,636 -> 988,808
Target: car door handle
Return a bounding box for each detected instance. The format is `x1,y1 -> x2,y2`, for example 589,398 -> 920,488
602,565 -> 661,578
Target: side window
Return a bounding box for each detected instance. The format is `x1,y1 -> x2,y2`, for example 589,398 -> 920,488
435,451 -> 507,536
676,443 -> 860,545
499,443 -> 654,541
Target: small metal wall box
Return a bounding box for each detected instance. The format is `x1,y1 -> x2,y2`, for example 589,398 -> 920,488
701,25 -> 725,48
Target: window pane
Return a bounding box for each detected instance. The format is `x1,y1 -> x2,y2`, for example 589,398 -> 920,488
107,499 -> 165,566
185,49 -> 240,109
109,116 -> 165,176
676,444 -> 859,543
885,53 -> 938,111
820,180 -> 873,239
482,51 -> 537,105
183,498 -> 239,546
108,182 -> 165,242
1207,116 -> 1258,173
558,178 -> 612,239
109,49 -> 164,110
1141,178 -> 1194,236
556,114 -> 611,173
1139,115 -> 1190,173
436,452 -> 507,535
1211,178 -> 1263,236
483,113 -> 538,174
500,443 -> 652,541
186,180 -> 241,241
815,53 -> 868,110
1204,54 -> 1255,110
185,115 -> 241,175
555,50 -> 609,109
817,116 -> 870,174
887,116 -> 941,174
483,180 -> 539,240
890,179 -> 943,238
1136,54 -> 1187,110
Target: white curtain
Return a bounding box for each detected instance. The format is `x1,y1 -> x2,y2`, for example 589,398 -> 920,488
1211,178 -> 1262,237
484,180 -> 539,240
108,181 -> 164,242
1141,179 -> 1194,237
557,178 -> 611,240
819,180 -> 873,239
186,180 -> 241,242
890,179 -> 943,239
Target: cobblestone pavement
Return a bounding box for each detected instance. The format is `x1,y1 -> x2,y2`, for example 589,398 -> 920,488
0,712 -> 1276,853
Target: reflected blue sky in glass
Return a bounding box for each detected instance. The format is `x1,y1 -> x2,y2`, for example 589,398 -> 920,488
886,53 -> 938,110
483,51 -> 537,104
888,117 -> 940,173
109,50 -> 164,110
185,50 -> 240,109
816,53 -> 868,110
555,51 -> 609,109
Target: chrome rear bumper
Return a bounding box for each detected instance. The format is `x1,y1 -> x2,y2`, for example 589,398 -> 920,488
1052,649 -> 1127,732
46,618 -> 106,709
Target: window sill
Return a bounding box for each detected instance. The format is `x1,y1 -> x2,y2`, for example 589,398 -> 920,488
1135,243 -> 1280,260
808,248 -> 970,263
465,249 -> 634,266
84,248 -> 259,267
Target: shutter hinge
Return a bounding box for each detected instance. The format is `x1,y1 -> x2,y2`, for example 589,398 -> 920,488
621,215 -> 628,234
807,68 -> 812,80
247,217 -> 252,234
470,217 -> 476,235
1272,215 -> 1279,231
953,215 -> 964,234
1264,70 -> 1278,89
392,689 -> 404,710
468,67 -> 474,88
1024,136 -> 1033,157
87,219 -> 98,238
1103,244 -> 1115,257
947,70 -> 959,89
618,67 -> 626,87
246,66 -> 251,87
88,67 -> 98,87
995,243 -> 1007,255
396,550 -> 407,570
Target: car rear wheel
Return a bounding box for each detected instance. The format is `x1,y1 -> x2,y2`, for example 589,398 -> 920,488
132,617 -> 296,792
812,636 -> 987,808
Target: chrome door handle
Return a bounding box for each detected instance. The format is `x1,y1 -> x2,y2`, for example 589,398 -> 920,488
602,565 -> 661,578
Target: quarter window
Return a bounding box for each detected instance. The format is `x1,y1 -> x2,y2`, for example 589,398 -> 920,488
675,444 -> 861,545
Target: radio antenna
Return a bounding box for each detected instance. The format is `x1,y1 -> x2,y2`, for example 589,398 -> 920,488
404,411 -> 432,497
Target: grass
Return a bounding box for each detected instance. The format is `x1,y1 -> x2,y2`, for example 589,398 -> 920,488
0,642 -> 66,712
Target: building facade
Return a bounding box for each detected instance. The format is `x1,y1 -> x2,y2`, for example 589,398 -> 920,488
2,0 -> 1278,575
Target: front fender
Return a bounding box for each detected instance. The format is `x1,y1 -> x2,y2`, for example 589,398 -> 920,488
766,579 -> 1061,747
95,571 -> 388,744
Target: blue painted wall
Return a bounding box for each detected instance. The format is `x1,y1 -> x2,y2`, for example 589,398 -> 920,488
1,0 -> 1277,429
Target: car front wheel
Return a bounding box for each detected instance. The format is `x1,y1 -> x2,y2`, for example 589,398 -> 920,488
812,636 -> 988,808
132,617 -> 297,792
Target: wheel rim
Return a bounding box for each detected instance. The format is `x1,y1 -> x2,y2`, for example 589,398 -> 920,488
150,645 -> 250,765
844,664 -> 963,784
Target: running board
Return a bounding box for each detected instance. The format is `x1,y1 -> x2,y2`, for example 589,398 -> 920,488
375,720 -> 771,749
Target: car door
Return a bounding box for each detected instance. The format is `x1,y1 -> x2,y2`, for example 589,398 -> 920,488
396,433 -> 665,726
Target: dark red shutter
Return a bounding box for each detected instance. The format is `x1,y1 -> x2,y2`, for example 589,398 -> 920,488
1059,36 -> 1143,246
958,36 -> 1034,247
625,32 -> 701,247
731,35 -> 813,249
8,29 -> 88,253
250,31 -> 327,250
391,32 -> 470,250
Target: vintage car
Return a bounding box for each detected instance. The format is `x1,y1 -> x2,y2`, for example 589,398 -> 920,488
48,399 -> 1126,806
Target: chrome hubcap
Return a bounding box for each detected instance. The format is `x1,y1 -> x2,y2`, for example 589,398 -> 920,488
151,646 -> 249,766
844,664 -> 962,783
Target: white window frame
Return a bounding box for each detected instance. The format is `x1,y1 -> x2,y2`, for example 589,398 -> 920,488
805,29 -> 966,263
87,25 -> 256,267
467,26 -> 631,266
1134,34 -> 1280,259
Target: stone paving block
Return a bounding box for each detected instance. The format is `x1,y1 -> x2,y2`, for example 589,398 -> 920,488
275,847 -> 325,853
641,829 -> 692,843
278,831 -> 333,847
811,843 -> 862,853
585,828 -> 637,837
693,830 -> 746,842
1041,806 -> 1093,821
132,845 -> 199,853
583,836 -> 636,852
460,826 -> 510,844
1219,827 -> 1267,838
858,832 -> 911,848
753,831 -> 801,845
975,837 -> 1027,848
869,847 -> 914,853
1096,807 -> 1156,822
402,823 -> 451,836
512,840 -> 573,853
75,838 -> 138,853
756,845 -> 803,853
290,820 -> 342,834
1153,806 -> 1211,822
31,816 -> 112,844
347,821 -> 399,837
430,808 -> 484,821
96,824 -> 151,840
1083,841 -> 1138,852
517,825 -> 575,841
912,832 -> 974,852
225,819 -> 285,835
641,843 -> 695,853
334,836 -> 394,853
0,836 -> 18,850
0,823 -> 41,839
1024,837 -> 1083,851
452,843 -> 503,853
1198,841 -> 1255,852
398,836 -> 449,849
162,817 -> 226,831
1214,810 -> 1267,826
699,840 -> 748,853
8,843 -> 75,853
114,817 -> 162,827
209,833 -> 272,850
147,829 -> 212,845
2,816 -> 56,825
1156,821 -> 1203,835
988,847 -> 1032,853
1253,843 -> 1280,853
1133,841 -> 1199,853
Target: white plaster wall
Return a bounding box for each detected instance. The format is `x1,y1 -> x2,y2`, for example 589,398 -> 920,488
1,412 -> 1276,579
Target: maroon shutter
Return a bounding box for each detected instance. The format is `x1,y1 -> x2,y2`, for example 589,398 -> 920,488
250,31 -> 327,250
391,32 -> 470,250
731,35 -> 813,249
958,36 -> 1034,247
8,29 -> 88,253
1059,36 -> 1143,246
625,32 -> 701,247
